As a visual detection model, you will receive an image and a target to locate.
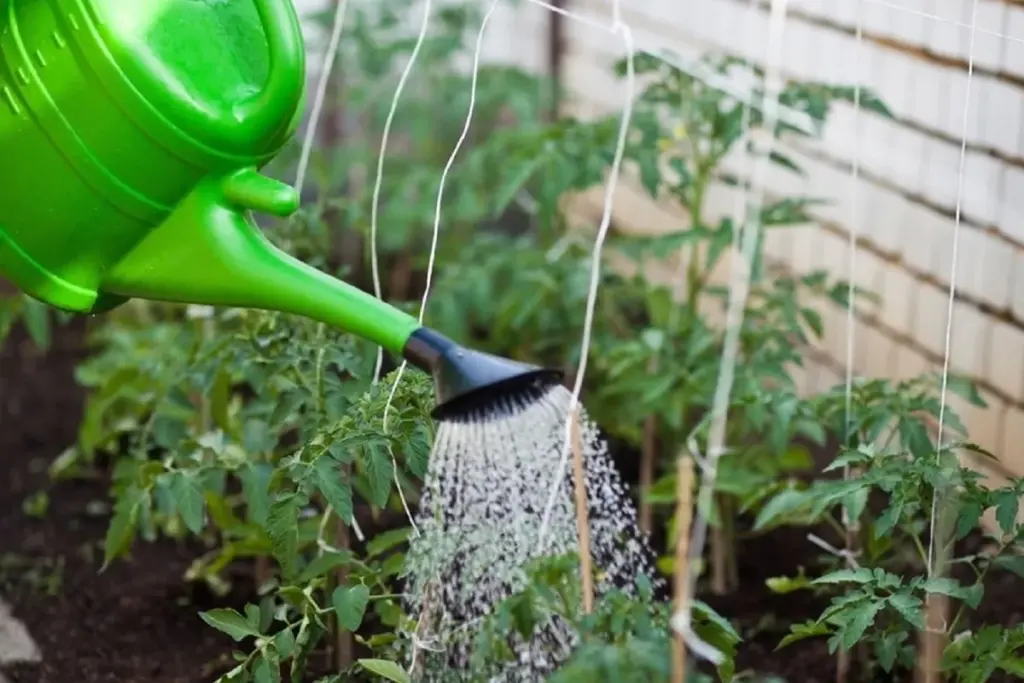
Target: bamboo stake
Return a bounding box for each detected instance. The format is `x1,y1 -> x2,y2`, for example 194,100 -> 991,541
639,414 -> 657,535
570,407 -> 594,614
672,454 -> 696,683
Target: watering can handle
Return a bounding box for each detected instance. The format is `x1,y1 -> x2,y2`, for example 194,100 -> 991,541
167,0 -> 305,153
231,0 -> 306,140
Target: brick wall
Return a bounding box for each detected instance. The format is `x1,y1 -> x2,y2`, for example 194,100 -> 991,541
558,0 -> 1024,481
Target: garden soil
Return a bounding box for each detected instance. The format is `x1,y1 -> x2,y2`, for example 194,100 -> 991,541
0,323 -> 1021,683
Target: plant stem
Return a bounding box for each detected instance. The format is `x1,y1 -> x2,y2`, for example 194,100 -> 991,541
671,454 -> 696,683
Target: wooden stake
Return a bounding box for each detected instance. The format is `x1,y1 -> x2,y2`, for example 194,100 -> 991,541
639,414 -> 657,535
672,454 -> 696,683
570,407 -> 594,614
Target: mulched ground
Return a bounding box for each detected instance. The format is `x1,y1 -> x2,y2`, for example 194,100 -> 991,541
0,322 -> 1021,682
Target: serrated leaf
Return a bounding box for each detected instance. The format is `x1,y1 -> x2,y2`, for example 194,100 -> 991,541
313,456 -> 353,525
103,484 -> 146,569
363,442 -> 394,507
333,584 -> 371,632
887,592 -> 925,629
777,620 -> 829,649
240,463 -> 272,526
837,600 -> 884,651
357,658 -> 410,683
366,526 -> 412,558
812,568 -> 873,585
200,608 -> 260,642
921,577 -> 982,609
297,551 -> 351,584
266,496 -> 301,579
169,471 -> 205,534
994,490 -> 1019,536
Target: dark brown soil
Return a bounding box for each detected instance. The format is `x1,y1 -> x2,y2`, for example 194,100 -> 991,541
0,322 -> 1021,683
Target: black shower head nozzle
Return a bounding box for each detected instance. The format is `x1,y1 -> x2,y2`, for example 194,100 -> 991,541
402,327 -> 564,421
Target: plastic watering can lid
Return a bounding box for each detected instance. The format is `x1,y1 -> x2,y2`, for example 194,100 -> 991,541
89,0 -> 304,155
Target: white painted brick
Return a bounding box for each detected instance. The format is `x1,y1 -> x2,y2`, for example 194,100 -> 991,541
961,151 -> 1000,226
902,201 -> 941,274
1002,7 -> 1024,80
999,166 -> 1024,244
978,232 -> 1015,309
890,0 -> 930,46
857,321 -> 896,378
914,281 -> 953,355
928,0 -> 966,58
879,263 -> 916,334
951,300 -> 990,376
973,1 -> 1008,72
979,79 -> 1024,159
1013,251 -> 1024,321
1001,404 -> 1024,474
888,126 -> 929,194
894,339 -> 933,381
861,0 -> 892,38
944,67 -> 985,143
924,137 -> 964,212
871,49 -> 915,120
988,320 -> 1024,400
864,182 -> 906,254
953,227 -> 989,302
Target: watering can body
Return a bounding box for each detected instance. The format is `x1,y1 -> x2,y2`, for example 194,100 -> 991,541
0,0 -> 420,353
0,0 -> 559,416
0,0 -> 306,309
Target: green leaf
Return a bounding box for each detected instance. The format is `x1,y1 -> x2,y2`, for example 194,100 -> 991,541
920,577 -> 982,609
266,496 -> 302,579
252,649 -> 281,683
313,456 -> 354,525
812,568 -> 874,585
837,600 -> 884,651
240,463 -> 272,527
200,608 -> 260,642
333,584 -> 370,632
994,490 -> 1019,536
992,555 -> 1024,578
363,442 -> 394,508
102,484 -> 146,569
169,471 -> 205,534
945,375 -> 986,407
887,592 -> 925,629
366,527 -> 411,558
777,620 -> 829,649
297,551 -> 352,584
357,659 -> 409,683
21,297 -> 52,350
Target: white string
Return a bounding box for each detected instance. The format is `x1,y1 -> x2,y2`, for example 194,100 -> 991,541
672,0 -> 792,663
926,0 -> 980,579
370,0 -> 434,383
293,0 -> 368,544
367,0 -> 434,539
294,0 -> 349,198
380,0 -> 502,540
841,0 -> 864,540
536,14 -> 636,549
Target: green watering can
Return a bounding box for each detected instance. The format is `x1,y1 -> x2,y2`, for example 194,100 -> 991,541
0,0 -> 558,418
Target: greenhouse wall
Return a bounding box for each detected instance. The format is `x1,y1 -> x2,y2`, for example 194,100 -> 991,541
557,0 -> 1024,486
293,0 -> 1024,482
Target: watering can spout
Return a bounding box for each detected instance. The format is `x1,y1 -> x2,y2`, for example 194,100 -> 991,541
101,170 -> 562,419
101,169 -> 420,356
